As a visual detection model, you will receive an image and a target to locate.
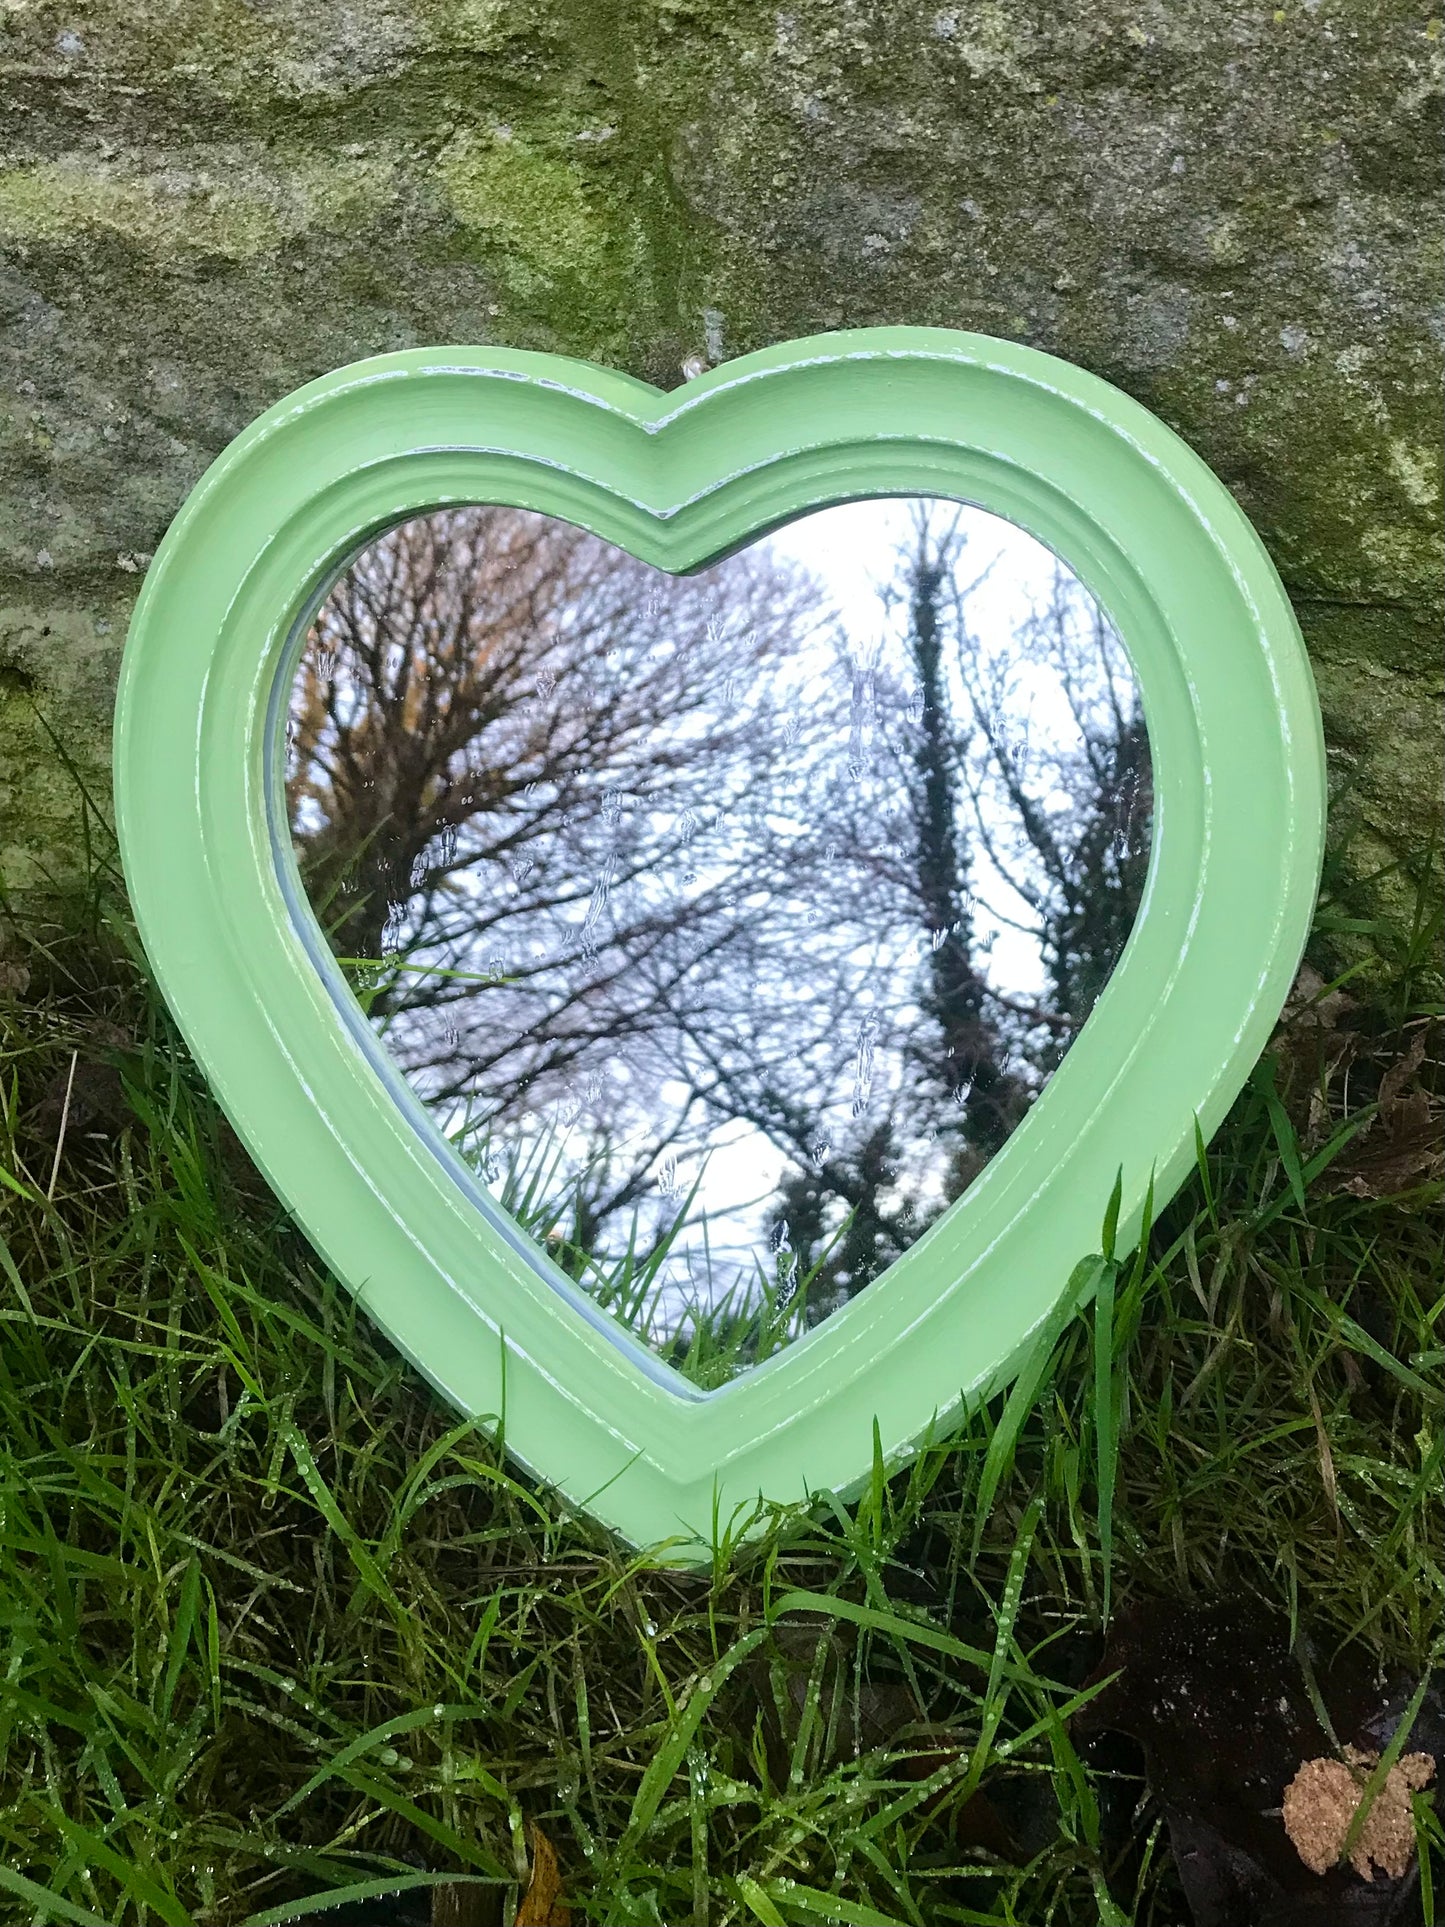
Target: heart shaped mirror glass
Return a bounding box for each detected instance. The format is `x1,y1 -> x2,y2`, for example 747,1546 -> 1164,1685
284,498 -> 1150,1385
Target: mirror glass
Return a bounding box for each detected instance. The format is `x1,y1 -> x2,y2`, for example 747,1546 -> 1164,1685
284,500 -> 1151,1386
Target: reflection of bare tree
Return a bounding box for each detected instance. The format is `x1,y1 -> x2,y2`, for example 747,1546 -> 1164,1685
289,509 -> 809,983
289,507 -> 850,1243
955,562 -> 1152,1066
287,504 -> 1150,1348
758,513 -> 1151,1313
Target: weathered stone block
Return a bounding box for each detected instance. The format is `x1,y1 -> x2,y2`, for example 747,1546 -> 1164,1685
2,0 -> 1440,959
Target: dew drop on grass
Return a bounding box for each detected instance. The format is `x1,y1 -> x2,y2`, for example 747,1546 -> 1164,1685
379,1746 -> 399,1766
433,1702 -> 446,1717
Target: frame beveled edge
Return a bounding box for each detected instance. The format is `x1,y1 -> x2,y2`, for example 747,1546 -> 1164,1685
114,328 -> 1326,1558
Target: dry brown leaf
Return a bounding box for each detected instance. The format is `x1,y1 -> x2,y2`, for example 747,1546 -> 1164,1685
515,1822 -> 570,1926
1338,1085 -> 1444,1198
1282,1746 -> 1435,1880
1377,1028 -> 1430,1114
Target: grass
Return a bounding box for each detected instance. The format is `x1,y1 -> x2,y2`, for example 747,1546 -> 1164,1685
0,853 -> 1440,1925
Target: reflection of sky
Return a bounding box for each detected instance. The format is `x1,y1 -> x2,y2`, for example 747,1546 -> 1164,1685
297,496 -> 1140,1350
765,498 -> 1073,997
514,499 -> 1124,1318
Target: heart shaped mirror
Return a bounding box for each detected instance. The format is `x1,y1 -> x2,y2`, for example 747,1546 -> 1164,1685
114,329 -> 1325,1554
285,500 -> 1150,1387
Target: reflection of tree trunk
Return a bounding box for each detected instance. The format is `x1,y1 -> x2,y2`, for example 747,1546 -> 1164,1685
956,567 -> 1153,1069
906,538 -> 1027,1158
1044,709 -> 1151,1047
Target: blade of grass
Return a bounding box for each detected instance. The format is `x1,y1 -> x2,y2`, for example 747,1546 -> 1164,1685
972,1254 -> 1105,1557
0,1866 -> 119,1926
242,1873 -> 502,1926
1338,1662 -> 1438,1869
734,1873 -> 788,1926
280,1417 -> 405,1616
1091,1258 -> 1118,1626
614,1626 -> 771,1859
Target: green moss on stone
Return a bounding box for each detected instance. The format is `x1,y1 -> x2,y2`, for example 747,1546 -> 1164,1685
0,0 -> 1439,976
436,133 -> 641,348
0,156 -> 405,261
0,164 -> 282,259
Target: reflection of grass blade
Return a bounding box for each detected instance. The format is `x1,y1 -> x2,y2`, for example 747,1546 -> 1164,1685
446,1119 -> 880,1387
337,942 -> 517,1027
335,957 -> 519,988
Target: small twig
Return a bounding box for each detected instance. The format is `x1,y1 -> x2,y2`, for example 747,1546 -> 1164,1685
982,986 -> 1077,1035
46,1051 -> 79,1202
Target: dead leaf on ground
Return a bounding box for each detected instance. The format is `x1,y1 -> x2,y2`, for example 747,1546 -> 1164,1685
29,1052 -> 131,1147
515,1822 -> 570,1926
1274,964 -> 1362,1148
1335,1082 -> 1444,1199
1076,1597 -> 1442,1927
1271,971 -> 1443,1197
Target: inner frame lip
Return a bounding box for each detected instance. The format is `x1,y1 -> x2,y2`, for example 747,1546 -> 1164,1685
262,484 -> 1156,1406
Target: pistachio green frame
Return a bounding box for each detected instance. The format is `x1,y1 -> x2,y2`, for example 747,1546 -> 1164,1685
114,329 -> 1325,1557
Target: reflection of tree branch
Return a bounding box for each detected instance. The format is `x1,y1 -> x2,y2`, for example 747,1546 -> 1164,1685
982,986 -> 1077,1035
949,552 -> 1151,1049
288,502 -> 1150,1323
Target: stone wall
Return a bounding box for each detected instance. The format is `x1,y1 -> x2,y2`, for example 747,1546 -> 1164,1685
2,0 -> 1441,945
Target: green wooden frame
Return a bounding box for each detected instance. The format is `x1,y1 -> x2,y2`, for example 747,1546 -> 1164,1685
113,329 -> 1326,1558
